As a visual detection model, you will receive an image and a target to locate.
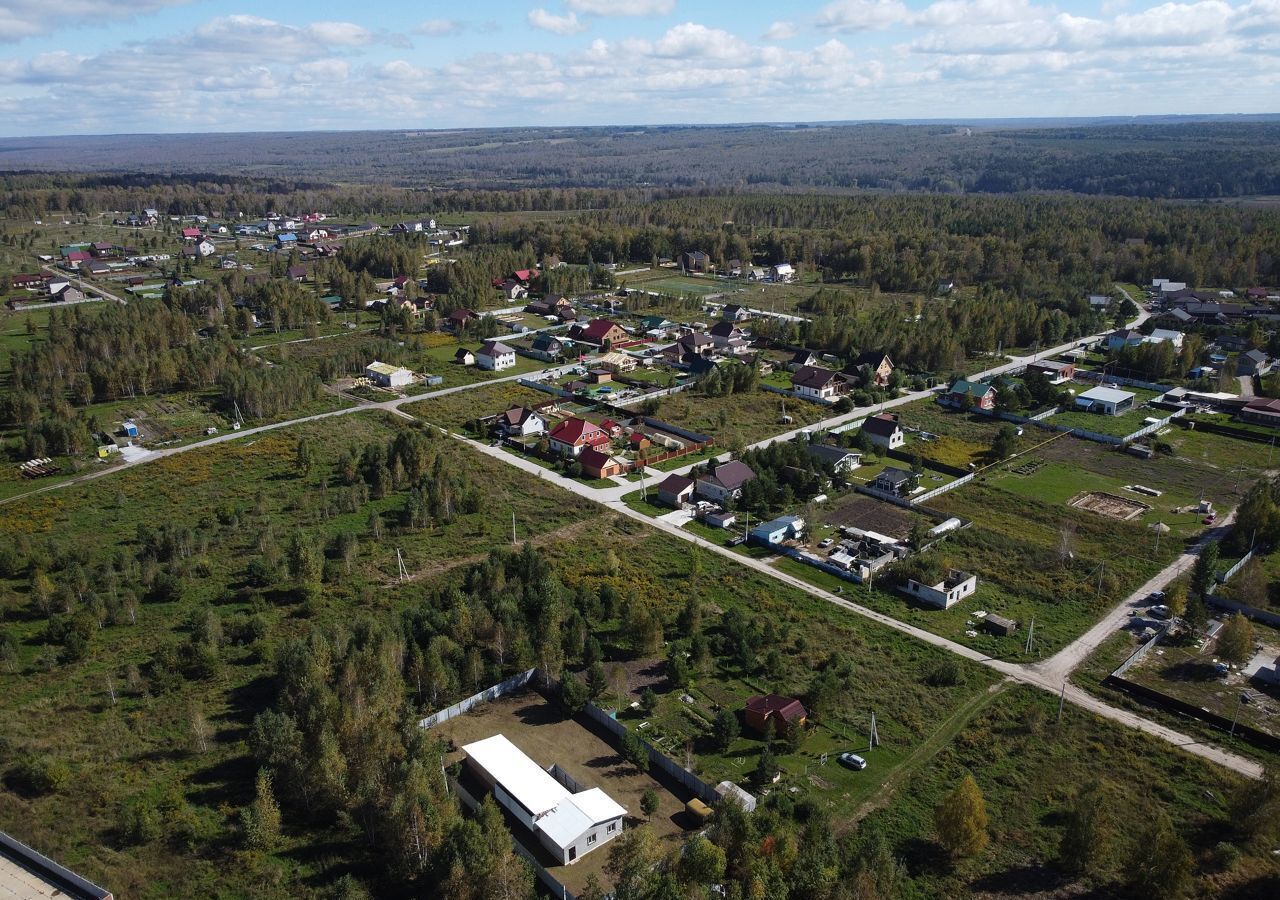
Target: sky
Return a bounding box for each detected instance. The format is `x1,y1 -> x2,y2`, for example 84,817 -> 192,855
0,0 -> 1275,136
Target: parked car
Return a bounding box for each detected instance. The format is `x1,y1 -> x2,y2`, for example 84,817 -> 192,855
1203,514 -> 1217,525
838,752 -> 867,771
1149,604 -> 1171,620
1148,591 -> 1166,602
819,538 -> 834,548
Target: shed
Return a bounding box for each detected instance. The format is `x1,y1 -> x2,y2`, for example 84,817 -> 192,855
983,614 -> 1018,636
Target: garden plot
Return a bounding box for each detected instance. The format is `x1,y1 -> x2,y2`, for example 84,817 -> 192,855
819,493 -> 932,541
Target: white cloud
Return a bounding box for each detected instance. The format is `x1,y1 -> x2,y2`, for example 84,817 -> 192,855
414,19 -> 463,37
0,0 -> 193,43
528,9 -> 588,34
816,0 -> 910,31
652,23 -> 751,59
566,0 -> 675,14
764,20 -> 799,40
303,21 -> 376,47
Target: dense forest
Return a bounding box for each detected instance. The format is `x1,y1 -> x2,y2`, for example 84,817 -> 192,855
2,121 -> 1279,198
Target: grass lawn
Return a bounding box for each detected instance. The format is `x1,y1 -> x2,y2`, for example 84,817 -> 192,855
420,343 -> 548,386
404,382 -> 556,431
857,684 -> 1262,897
1043,387 -> 1166,437
649,388 -> 830,447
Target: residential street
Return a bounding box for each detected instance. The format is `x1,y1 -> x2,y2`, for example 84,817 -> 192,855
11,310 -> 1256,779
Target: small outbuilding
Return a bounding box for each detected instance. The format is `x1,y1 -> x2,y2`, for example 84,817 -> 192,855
983,614 -> 1018,636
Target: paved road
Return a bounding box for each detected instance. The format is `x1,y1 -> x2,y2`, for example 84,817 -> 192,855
1238,375 -> 1256,400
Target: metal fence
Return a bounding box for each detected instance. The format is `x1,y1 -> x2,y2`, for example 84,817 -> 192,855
1219,550 -> 1256,584
578,702 -> 723,805
418,669 -> 540,730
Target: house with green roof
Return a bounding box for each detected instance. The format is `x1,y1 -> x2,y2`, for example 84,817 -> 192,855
944,378 -> 996,410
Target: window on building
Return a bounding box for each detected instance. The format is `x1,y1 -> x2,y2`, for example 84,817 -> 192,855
587,833 -> 597,845
607,822 -> 617,833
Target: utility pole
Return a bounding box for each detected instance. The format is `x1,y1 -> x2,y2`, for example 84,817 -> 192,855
396,548 -> 409,582
1024,618 -> 1035,655
1056,682 -> 1066,725
1230,692 -> 1245,736
869,711 -> 879,749
512,510 -> 517,547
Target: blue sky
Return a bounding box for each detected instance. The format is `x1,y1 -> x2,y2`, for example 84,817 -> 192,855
0,0 -> 1275,135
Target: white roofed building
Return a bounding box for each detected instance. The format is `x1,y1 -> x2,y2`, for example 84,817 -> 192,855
462,734 -> 627,865
1075,386 -> 1135,416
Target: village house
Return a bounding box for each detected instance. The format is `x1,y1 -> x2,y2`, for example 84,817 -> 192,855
944,378 -> 996,410
861,413 -> 905,450
1025,359 -> 1076,384
787,350 -> 818,372
462,734 -> 626,865
364,361 -> 415,388
578,447 -> 627,479
900,569 -> 978,609
806,442 -> 862,473
743,695 -> 807,736
749,515 -> 805,546
722,303 -> 750,322
447,308 -> 479,331
681,250 -> 712,273
695,460 -> 757,503
791,365 -> 844,402
498,279 -> 528,301
870,467 -> 916,497
845,351 -> 894,387
1239,397 -> 1280,428
656,474 -> 695,507
571,319 -> 628,348
548,418 -> 610,457
529,333 -> 566,361
454,348 -> 476,366
771,262 -> 796,282
499,406 -> 546,437
180,227 -> 202,242
1238,349 -> 1272,377
476,340 -> 516,371
1074,386 -> 1135,416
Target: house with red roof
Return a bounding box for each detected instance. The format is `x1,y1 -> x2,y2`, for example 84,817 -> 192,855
744,695 -> 807,736
181,227 -> 202,241
548,418 -> 610,457
578,447 -> 626,479
571,319 -> 628,348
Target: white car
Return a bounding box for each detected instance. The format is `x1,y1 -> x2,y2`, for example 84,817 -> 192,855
838,752 -> 867,771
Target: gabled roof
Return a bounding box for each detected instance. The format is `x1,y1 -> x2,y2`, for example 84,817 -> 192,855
578,447 -> 618,470
792,365 -> 838,389
549,417 -> 605,444
861,414 -> 901,437
874,467 -> 913,486
531,333 -> 563,350
1241,348 -> 1269,363
790,350 -> 816,365
849,350 -> 892,368
709,321 -> 740,338
502,406 -> 539,427
448,308 -> 477,322
745,694 -> 806,722
807,443 -> 860,466
581,319 -> 623,341
948,378 -> 994,398
1244,397 -> 1280,415
479,340 -> 514,356
700,460 -> 756,492
658,473 -> 695,495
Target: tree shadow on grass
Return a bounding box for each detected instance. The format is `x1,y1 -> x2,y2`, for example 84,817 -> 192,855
967,862 -> 1074,896
186,752 -> 257,807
